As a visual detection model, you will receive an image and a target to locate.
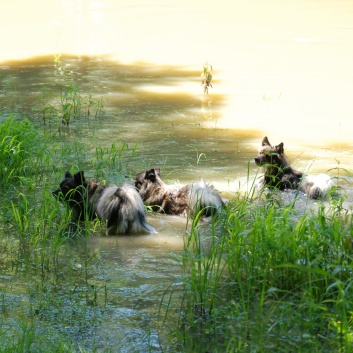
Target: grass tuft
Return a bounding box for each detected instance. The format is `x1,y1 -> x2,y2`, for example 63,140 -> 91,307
161,182 -> 353,352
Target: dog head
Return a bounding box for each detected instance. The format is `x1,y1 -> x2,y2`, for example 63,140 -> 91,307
52,171 -> 86,203
254,136 -> 284,167
133,167 -> 162,190
133,167 -> 169,210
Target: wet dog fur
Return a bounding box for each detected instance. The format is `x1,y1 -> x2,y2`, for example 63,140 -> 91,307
133,167 -> 224,217
254,136 -> 333,199
53,171 -> 155,235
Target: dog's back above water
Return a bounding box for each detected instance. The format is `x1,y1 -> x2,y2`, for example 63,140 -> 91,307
133,167 -> 225,217
53,171 -> 155,235
254,136 -> 334,199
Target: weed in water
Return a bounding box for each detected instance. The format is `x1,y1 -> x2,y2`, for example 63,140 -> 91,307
0,117 -> 51,187
0,96 -> 156,351
201,62 -> 213,94
161,167 -> 353,352
92,141 -> 139,179
32,76 -> 105,129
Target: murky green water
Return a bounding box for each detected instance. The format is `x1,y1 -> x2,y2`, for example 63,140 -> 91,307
0,212 -> 189,351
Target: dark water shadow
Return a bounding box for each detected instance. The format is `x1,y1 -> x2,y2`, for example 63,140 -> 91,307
0,54 -> 263,184
2,54 -> 350,196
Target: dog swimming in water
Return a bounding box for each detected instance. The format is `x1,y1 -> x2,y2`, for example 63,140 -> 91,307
254,136 -> 333,199
53,171 -> 155,235
133,167 -> 224,217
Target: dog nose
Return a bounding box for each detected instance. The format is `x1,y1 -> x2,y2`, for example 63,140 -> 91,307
254,157 -> 260,165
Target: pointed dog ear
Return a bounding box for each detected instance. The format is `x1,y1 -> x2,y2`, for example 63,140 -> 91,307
145,169 -> 156,181
262,136 -> 271,146
146,168 -> 162,182
134,171 -> 146,183
276,143 -> 284,154
65,171 -> 73,179
73,171 -> 85,184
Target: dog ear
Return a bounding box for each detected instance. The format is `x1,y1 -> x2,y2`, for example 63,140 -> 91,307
154,167 -> 161,176
73,171 -> 85,185
134,171 -> 146,183
65,171 -> 73,179
146,169 -> 157,181
276,143 -> 284,154
262,136 -> 271,146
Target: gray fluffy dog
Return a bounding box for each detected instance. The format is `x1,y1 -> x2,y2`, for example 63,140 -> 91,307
53,171 -> 155,235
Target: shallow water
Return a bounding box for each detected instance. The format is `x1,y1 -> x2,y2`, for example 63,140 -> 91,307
1,0 -> 353,351
86,217 -> 186,352
1,54 -> 353,199
2,0 -> 353,147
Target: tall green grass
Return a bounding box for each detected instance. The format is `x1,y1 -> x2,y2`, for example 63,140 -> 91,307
92,141 -> 139,180
0,117 -> 52,187
162,185 -> 353,352
0,116 -> 133,352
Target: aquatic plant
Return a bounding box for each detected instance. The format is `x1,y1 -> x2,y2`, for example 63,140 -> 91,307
0,117 -> 134,351
194,149 -> 206,165
0,117 -> 51,187
32,55 -> 105,127
160,172 -> 353,352
54,54 -> 72,78
0,76 -> 14,96
58,82 -> 106,126
201,62 -> 213,94
31,80 -> 105,128
92,141 -> 139,179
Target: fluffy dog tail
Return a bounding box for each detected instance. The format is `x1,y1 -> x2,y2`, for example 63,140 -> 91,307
96,184 -> 156,235
188,181 -> 224,217
301,174 -> 334,199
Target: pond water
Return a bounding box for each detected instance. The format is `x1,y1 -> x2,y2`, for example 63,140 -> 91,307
1,0 -> 353,351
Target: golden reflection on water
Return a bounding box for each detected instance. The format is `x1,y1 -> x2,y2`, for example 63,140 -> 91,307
2,0 -> 353,150
1,0 -> 353,147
